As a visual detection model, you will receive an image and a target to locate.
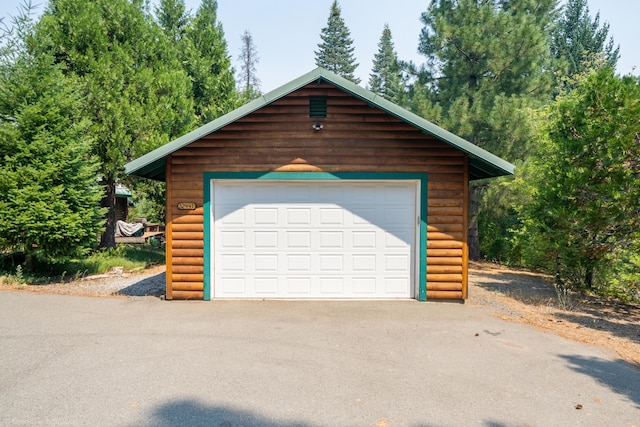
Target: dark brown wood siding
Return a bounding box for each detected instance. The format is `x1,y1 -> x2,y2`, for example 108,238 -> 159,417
165,82 -> 468,300
115,197 -> 129,222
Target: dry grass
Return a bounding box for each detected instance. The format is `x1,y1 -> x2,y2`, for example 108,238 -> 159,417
469,261 -> 640,368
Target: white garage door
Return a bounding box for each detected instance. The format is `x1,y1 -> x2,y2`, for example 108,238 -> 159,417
211,180 -> 418,299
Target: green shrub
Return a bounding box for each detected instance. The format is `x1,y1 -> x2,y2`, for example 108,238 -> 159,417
597,248 -> 640,302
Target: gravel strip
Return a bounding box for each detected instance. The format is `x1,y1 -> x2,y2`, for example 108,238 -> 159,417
0,266 -> 166,299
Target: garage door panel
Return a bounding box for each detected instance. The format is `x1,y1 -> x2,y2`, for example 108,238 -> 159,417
317,185 -> 345,202
286,208 -> 311,224
351,186 -> 378,203
319,277 -> 344,295
319,208 -> 344,225
287,277 -> 311,294
220,254 -> 245,271
219,208 -> 245,224
219,231 -> 245,248
213,181 -> 417,299
215,183 -> 247,202
286,231 -> 311,248
254,208 -> 278,225
385,254 -> 410,271
352,231 -> 376,248
287,254 -> 311,271
352,254 -> 377,272
251,184 -> 280,202
384,206 -> 415,226
386,277 -> 410,294
283,185 -> 313,202
384,184 -> 416,202
320,254 -> 344,272
351,207 -> 377,225
221,277 -> 245,294
319,231 -> 343,248
352,277 -> 377,294
254,231 -> 278,248
255,277 -> 278,294
254,254 -> 278,271
385,230 -> 412,248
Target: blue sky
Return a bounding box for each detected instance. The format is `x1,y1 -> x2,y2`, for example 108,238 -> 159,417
1,0 -> 637,92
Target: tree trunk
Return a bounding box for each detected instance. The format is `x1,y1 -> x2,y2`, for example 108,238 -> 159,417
584,264 -> 595,291
100,176 -> 117,249
468,183 -> 487,261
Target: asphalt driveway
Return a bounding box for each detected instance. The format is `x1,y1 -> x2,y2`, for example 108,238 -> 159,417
0,291 -> 638,426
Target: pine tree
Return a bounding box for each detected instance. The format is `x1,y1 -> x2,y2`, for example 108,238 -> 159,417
419,0 -> 556,152
416,0 -> 558,260
315,0 -> 359,84
551,0 -> 619,84
368,24 -> 403,103
237,30 -> 261,100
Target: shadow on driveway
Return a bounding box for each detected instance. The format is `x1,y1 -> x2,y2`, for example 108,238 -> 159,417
136,399 -> 317,427
139,399 -> 514,427
559,354 -> 640,409
113,272 -> 166,298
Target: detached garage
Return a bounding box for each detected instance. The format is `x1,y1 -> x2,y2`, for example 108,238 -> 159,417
125,68 -> 514,301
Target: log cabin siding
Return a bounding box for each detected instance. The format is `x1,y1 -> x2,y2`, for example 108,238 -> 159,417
165,82 -> 467,300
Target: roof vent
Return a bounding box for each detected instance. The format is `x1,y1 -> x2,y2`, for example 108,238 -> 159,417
309,96 -> 327,118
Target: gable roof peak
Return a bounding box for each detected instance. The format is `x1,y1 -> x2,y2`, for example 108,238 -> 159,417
125,67 -> 514,181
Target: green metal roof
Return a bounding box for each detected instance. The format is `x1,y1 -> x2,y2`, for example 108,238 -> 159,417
125,67 -> 515,181
115,184 -> 132,197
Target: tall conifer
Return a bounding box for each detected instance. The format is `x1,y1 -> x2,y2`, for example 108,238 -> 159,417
315,0 -> 359,84
156,0 -> 190,42
417,0 -> 557,259
0,9 -> 105,261
34,0 -> 196,247
183,0 -> 238,124
551,0 -> 619,84
237,30 -> 261,100
368,24 -> 403,103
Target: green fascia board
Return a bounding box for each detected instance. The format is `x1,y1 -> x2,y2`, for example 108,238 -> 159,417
125,67 -> 515,181
125,69 -> 328,179
317,70 -> 515,179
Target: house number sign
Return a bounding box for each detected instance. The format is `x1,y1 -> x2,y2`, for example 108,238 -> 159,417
177,202 -> 196,210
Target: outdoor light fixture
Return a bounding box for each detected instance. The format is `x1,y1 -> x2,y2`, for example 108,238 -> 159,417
312,122 -> 323,132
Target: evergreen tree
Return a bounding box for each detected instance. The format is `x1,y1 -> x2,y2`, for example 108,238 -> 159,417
315,0 -> 359,84
551,0 -> 619,83
183,0 -> 238,124
368,24 -> 403,103
0,9 -> 105,262
141,0 -> 239,222
34,0 -> 196,248
416,0 -> 558,259
156,0 -> 239,124
418,0 -> 556,154
156,0 -> 190,42
516,67 -> 640,293
237,30 -> 261,100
